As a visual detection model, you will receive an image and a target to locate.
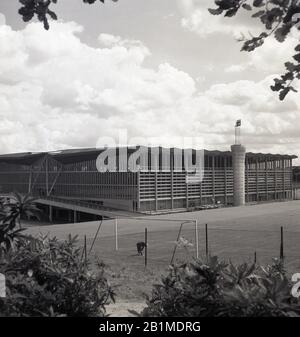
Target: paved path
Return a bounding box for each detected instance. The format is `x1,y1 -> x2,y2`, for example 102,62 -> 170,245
106,301 -> 146,317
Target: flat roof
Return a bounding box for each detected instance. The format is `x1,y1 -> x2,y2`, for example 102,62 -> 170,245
0,147 -> 297,165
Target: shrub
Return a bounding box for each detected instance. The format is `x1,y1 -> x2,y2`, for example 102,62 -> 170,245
0,193 -> 40,254
141,256 -> 300,317
0,235 -> 115,317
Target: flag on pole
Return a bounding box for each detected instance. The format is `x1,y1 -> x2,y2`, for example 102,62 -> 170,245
235,119 -> 241,127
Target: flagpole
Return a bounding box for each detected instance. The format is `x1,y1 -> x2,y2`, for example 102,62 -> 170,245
235,126 -> 237,144
235,126 -> 241,144
235,120 -> 241,145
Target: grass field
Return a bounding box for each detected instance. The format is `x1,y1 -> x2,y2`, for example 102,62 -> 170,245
26,200 -> 300,307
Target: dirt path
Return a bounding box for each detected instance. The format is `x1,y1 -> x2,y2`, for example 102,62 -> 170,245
106,300 -> 146,317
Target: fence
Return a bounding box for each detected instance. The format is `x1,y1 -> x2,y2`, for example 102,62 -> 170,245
82,217 -> 198,268
78,217 -> 300,273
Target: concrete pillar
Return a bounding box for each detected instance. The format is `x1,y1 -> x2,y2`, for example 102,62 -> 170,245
186,176 -> 189,210
155,172 -> 158,211
68,210 -> 72,223
171,169 -> 174,209
74,210 -> 77,223
231,144 -> 246,206
224,157 -> 228,205
49,205 -> 53,223
137,171 -> 141,211
212,156 -> 215,203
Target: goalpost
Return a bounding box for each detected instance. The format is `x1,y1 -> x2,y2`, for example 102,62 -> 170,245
113,217 -> 199,259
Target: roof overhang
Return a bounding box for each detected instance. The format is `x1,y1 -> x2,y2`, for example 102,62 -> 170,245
0,147 -> 297,165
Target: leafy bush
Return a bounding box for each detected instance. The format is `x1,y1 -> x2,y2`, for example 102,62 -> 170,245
4,192 -> 41,226
0,235 -> 115,317
0,218 -> 28,254
0,193 -> 41,254
141,256 -> 300,317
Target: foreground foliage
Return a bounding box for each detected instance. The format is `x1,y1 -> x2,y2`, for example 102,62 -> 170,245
18,0 -> 118,30
141,256 -> 300,317
0,235 -> 115,317
209,0 -> 300,100
0,196 -> 114,317
0,193 -> 40,253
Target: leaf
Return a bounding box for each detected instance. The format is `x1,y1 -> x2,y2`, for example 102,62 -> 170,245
242,4 -> 252,11
208,8 -> 223,15
253,0 -> 264,7
279,87 -> 290,101
284,61 -> 296,72
225,8 -> 239,17
252,10 -> 265,18
47,9 -> 57,20
293,53 -> 300,63
274,25 -> 292,42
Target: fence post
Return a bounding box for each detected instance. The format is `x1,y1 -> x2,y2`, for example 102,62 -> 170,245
254,251 -> 257,264
145,228 -> 148,268
205,223 -> 209,260
280,226 -> 284,261
115,218 -> 118,251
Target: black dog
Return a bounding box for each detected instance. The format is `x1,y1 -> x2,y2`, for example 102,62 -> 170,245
136,242 -> 146,256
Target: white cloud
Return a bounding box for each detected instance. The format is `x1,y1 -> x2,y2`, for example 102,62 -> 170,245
0,13 -> 5,26
225,64 -> 248,73
0,19 -> 196,152
250,30 -> 299,73
180,0 -> 260,39
179,0 -> 300,102
98,33 -> 122,47
0,16 -> 299,163
224,30 -> 300,75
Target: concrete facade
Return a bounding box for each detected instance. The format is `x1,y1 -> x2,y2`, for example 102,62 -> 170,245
0,147 -> 297,214
231,144 -> 246,206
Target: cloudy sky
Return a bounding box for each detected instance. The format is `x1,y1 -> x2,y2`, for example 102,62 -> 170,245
0,0 -> 299,162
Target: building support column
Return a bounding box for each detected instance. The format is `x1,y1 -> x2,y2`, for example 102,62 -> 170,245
185,171 -> 189,209
68,210 -> 72,223
200,177 -> 203,206
212,156 -> 215,204
137,171 -> 140,211
274,160 -> 277,200
282,159 -> 285,200
45,155 -> 49,196
256,159 -> 259,202
49,205 -> 53,223
265,159 -> 268,201
224,157 -> 228,205
74,210 -> 77,223
231,144 -> 246,206
155,172 -> 158,211
28,166 -> 32,194
246,160 -> 250,202
290,159 -> 293,199
171,169 -> 174,209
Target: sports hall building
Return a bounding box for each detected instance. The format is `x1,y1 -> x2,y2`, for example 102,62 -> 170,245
0,145 -> 296,217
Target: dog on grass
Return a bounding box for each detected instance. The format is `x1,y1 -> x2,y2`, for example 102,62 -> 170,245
136,242 -> 147,256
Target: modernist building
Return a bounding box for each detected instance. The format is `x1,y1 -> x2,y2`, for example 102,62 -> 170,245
0,146 -> 296,216
292,166 -> 300,200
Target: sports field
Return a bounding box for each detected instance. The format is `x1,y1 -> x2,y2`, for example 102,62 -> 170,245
27,200 -> 300,304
